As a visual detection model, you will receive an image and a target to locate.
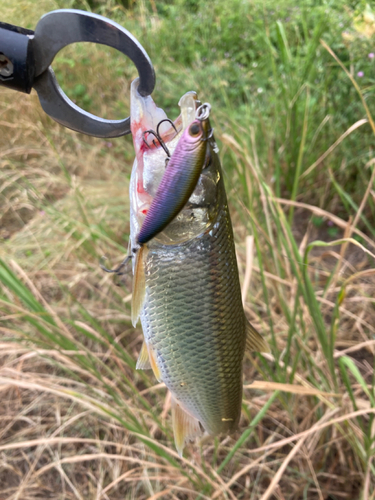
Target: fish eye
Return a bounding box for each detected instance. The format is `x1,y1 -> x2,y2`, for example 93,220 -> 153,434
189,122 -> 201,137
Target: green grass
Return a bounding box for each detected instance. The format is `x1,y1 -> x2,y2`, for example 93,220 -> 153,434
1,0 -> 375,498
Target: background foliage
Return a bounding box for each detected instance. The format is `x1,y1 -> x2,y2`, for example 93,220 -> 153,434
1,0 -> 375,498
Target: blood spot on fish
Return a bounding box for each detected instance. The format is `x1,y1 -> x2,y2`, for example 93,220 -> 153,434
140,141 -> 153,153
137,180 -> 145,194
141,209 -> 148,215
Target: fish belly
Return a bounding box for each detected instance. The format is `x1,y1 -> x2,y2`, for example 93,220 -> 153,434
140,203 -> 246,435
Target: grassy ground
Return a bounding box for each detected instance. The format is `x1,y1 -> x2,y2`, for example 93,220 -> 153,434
1,0 -> 375,498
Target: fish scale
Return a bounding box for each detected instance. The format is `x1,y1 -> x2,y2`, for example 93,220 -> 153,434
141,180 -> 246,435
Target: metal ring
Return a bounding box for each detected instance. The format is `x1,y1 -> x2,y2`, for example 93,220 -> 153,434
196,103 -> 211,121
32,9 -> 155,137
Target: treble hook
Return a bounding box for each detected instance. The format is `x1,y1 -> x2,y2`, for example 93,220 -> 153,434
141,118 -> 178,158
156,118 -> 178,139
142,129 -> 171,157
100,254 -> 132,276
142,130 -> 158,148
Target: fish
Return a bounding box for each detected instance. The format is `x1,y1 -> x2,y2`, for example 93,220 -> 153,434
129,78 -> 269,456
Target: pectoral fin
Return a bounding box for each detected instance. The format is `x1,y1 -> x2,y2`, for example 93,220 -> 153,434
245,320 -> 270,353
131,246 -> 148,327
171,396 -> 202,457
136,341 -> 151,370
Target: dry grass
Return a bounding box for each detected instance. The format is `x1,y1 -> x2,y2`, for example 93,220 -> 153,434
1,1 -> 375,499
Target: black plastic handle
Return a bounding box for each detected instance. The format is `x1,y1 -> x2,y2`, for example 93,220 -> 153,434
0,22 -> 35,93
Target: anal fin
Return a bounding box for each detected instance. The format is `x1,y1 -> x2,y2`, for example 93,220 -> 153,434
245,320 -> 270,353
131,246 -> 148,327
171,396 -> 202,457
136,341 -> 151,370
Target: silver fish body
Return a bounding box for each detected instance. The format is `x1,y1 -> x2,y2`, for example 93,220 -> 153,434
140,150 -> 246,436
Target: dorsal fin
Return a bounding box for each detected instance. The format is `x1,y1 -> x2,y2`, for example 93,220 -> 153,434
136,341 -> 151,370
131,246 -> 148,327
171,396 -> 203,457
245,320 -> 270,353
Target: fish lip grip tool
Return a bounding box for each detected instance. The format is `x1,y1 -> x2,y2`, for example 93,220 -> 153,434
0,9 -> 155,137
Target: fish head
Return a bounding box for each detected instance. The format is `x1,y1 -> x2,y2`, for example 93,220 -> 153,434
129,79 -> 223,247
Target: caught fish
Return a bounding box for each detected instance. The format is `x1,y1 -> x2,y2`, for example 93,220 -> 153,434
129,78 -> 269,456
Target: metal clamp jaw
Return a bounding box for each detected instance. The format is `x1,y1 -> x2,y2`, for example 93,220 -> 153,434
0,10 -> 155,137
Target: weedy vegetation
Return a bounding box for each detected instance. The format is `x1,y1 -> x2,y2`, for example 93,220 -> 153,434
1,0 -> 375,498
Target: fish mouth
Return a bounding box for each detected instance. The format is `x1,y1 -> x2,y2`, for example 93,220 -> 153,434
130,78 -> 198,159
129,78 -> 213,246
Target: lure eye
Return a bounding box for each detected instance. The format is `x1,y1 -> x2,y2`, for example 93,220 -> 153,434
189,122 -> 201,137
